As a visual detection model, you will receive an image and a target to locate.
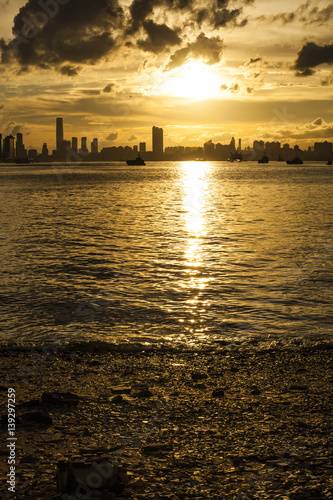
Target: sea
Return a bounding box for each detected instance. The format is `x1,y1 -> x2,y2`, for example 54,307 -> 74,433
0,161 -> 332,352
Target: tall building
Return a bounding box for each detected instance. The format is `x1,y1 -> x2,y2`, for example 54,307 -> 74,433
91,138 -> 98,154
16,133 -> 26,159
42,143 -> 49,157
3,135 -> 15,159
139,142 -> 146,153
56,117 -> 63,152
0,134 -> 2,158
152,126 -> 163,160
72,137 -> 78,153
81,137 -> 88,152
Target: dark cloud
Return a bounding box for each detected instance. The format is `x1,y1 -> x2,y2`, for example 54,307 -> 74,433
220,83 -> 228,90
166,33 -> 224,70
294,42 -> 333,76
0,0 -> 123,72
321,71 -> 333,86
128,0 -> 195,32
246,57 -> 262,65
60,65 -> 80,77
103,84 -> 115,93
256,1 -> 333,26
137,20 -> 181,53
128,0 -> 251,34
106,132 -> 118,140
128,135 -> 137,140
229,82 -> 240,93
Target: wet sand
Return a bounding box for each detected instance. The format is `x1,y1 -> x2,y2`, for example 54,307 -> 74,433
0,342 -> 332,499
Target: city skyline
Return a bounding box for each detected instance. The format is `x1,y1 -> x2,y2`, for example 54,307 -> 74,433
1,117 -> 332,162
0,1 -> 332,151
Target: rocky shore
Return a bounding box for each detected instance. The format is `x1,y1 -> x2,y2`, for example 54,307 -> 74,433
0,341 -> 332,499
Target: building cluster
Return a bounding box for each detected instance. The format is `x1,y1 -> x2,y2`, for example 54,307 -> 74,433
0,118 -> 332,163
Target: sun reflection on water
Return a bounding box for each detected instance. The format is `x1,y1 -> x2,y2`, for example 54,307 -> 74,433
181,161 -> 212,339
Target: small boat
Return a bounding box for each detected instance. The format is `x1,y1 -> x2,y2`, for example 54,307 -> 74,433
327,159 -> 332,165
286,157 -> 303,165
126,155 -> 145,166
258,155 -> 269,164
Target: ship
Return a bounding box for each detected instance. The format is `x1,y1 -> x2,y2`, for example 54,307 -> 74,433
258,155 -> 269,164
286,157 -> 303,165
126,155 -> 146,166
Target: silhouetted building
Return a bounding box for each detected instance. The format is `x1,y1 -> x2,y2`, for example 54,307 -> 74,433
133,145 -> 138,154
3,135 -> 15,159
42,143 -> 49,157
28,149 -> 38,160
16,133 -> 27,159
152,126 -> 163,160
314,141 -> 332,159
230,137 -> 236,152
80,137 -> 88,155
72,137 -> 78,153
238,138 -> 242,153
265,141 -> 281,160
139,142 -> 146,153
0,134 -> 2,159
204,140 -> 215,160
91,138 -> 98,154
56,118 -> 64,152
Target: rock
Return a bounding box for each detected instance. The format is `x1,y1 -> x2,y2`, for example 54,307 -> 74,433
141,443 -> 173,454
21,412 -> 53,426
111,386 -> 132,394
191,372 -> 208,381
212,388 -> 224,398
111,395 -> 123,404
42,392 -> 81,407
134,389 -> 153,398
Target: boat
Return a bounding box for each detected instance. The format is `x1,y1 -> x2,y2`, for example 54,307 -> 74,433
126,155 -> 145,166
286,157 -> 303,165
258,155 -> 269,164
327,159 -> 332,165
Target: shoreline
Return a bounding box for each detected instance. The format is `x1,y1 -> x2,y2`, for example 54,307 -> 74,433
1,343 -> 332,499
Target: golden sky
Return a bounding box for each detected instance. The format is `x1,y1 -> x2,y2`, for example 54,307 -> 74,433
0,0 -> 332,151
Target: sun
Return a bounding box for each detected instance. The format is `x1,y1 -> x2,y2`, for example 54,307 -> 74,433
162,61 -> 220,100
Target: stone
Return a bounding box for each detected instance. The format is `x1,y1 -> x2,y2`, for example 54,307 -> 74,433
21,412 -> 53,426
212,388 -> 225,398
42,391 -> 81,407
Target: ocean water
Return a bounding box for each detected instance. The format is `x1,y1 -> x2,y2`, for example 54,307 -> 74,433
0,161 -> 332,350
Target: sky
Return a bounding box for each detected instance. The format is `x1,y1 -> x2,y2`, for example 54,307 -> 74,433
0,0 -> 332,151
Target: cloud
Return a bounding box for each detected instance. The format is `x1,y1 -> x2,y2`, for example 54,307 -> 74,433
255,1 -> 333,26
128,135 -> 137,140
245,57 -> 262,66
266,117 -> 333,141
3,121 -> 30,136
166,33 -> 224,70
229,82 -> 240,93
294,42 -> 333,76
0,0 -> 123,72
106,132 -> 118,141
137,20 -> 181,53
59,65 -> 80,77
103,84 -> 115,93
321,71 -> 333,86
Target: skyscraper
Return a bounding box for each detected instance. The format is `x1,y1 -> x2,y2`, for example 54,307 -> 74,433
139,142 -> 146,153
72,137 -> 78,153
152,126 -> 163,160
56,117 -> 63,152
16,133 -> 26,159
91,138 -> 98,154
81,137 -> 88,152
3,136 -> 15,159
